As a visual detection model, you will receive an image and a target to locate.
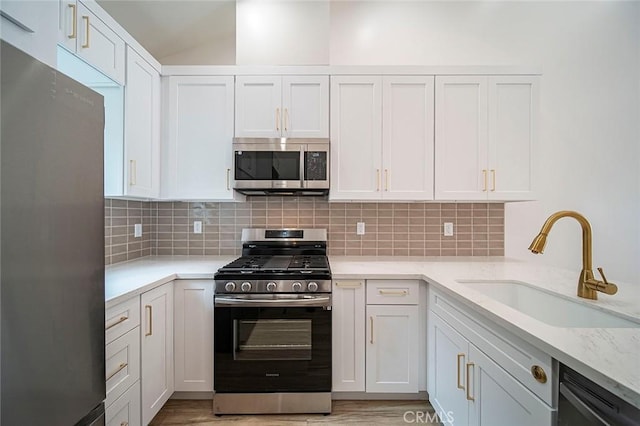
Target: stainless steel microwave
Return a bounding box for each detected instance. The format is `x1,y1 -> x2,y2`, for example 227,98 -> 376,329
233,138 -> 330,195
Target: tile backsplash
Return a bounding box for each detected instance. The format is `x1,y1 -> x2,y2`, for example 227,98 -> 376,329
105,198 -> 504,265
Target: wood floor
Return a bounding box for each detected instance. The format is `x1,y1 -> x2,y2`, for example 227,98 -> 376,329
150,400 -> 441,425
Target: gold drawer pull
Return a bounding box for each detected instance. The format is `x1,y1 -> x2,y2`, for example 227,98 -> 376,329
531,365 -> 547,383
457,353 -> 465,390
466,362 -> 475,401
378,289 -> 408,296
81,15 -> 90,48
121,422 -> 129,426
106,362 -> 128,381
491,169 -> 496,192
105,316 -> 128,330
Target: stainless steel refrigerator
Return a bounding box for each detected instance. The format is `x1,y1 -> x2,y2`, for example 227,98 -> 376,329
1,41 -> 106,425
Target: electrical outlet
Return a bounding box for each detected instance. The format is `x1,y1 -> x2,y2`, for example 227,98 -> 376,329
443,222 -> 454,237
193,221 -> 203,234
134,223 -> 142,238
356,222 -> 365,235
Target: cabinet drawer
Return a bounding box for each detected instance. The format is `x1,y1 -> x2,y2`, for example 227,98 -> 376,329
106,326 -> 140,408
106,296 -> 140,344
106,380 -> 141,426
366,280 -> 419,305
430,289 -> 554,405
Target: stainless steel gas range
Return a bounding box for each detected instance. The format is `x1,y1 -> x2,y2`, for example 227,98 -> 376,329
213,228 -> 332,415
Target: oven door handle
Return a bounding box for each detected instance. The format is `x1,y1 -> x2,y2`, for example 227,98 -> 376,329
559,382 -> 611,425
215,295 -> 332,308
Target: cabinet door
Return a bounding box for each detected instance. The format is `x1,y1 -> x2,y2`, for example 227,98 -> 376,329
468,345 -> 554,426
488,76 -> 538,201
106,380 -> 141,426
141,282 -> 173,425
163,76 -> 236,200
428,313 -> 469,426
330,76 -> 383,200
174,280 -> 214,392
124,46 -> 160,198
382,76 -> 435,200
332,280 -> 366,392
235,75 -> 282,137
282,75 -> 329,138
366,304 -> 419,393
435,76 -> 488,200
75,2 -> 125,85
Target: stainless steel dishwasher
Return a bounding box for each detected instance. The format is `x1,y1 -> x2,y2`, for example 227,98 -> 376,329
558,364 -> 640,425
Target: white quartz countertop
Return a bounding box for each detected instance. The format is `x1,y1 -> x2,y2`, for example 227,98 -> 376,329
105,255 -> 640,408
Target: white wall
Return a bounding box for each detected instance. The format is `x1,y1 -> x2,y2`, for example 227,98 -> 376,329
330,1 -> 640,283
236,0 -> 330,65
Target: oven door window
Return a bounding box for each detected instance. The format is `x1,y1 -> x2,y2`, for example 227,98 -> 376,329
235,151 -> 300,180
234,319 -> 312,361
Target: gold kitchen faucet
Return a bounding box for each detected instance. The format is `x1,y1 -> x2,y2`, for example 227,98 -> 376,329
528,210 -> 618,300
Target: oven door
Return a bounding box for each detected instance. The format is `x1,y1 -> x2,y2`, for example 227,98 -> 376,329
214,294 -> 331,393
233,141 -> 304,189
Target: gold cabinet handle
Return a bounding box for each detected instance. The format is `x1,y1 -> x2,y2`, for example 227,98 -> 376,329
129,160 -> 136,186
335,281 -> 362,289
384,169 -> 389,191
284,108 -> 289,132
105,316 -> 128,330
370,316 -> 374,344
378,289 -> 408,296
121,422 -> 129,426
145,305 -> 152,336
226,168 -> 231,191
457,353 -> 465,390
531,365 -> 547,384
275,108 -> 280,132
491,169 -> 496,192
81,15 -> 90,48
106,362 -> 128,381
466,362 -> 475,401
482,169 -> 487,192
68,4 -> 77,39
376,169 -> 380,191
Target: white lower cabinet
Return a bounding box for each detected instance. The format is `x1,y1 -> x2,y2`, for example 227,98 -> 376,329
332,279 -> 422,394
106,380 -> 141,426
174,280 -> 214,392
332,280 -> 366,392
366,304 -> 419,393
106,326 -> 140,408
428,289 -> 555,426
141,282 -> 174,425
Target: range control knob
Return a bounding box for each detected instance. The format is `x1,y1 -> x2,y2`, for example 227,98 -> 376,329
241,282 -> 252,292
292,282 -> 303,292
266,282 -> 277,292
308,282 -> 319,292
224,282 -> 236,292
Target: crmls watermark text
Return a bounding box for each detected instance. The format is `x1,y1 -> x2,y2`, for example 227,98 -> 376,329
403,410 -> 454,424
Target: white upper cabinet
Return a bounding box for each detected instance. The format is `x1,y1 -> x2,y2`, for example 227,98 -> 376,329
162,75 -> 240,200
330,75 -> 434,201
124,46 -> 160,198
435,75 -> 538,201
330,76 -> 383,200
235,75 -> 329,138
382,76 -> 435,200
57,0 -> 125,85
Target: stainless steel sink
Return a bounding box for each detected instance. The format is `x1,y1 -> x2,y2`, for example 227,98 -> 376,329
457,280 -> 640,328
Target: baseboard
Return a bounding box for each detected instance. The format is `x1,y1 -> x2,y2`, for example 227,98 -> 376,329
170,391 -> 214,400
332,391 -> 429,400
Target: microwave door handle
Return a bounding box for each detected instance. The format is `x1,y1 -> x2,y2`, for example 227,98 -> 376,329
559,383 -> 612,426
300,146 -> 305,188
